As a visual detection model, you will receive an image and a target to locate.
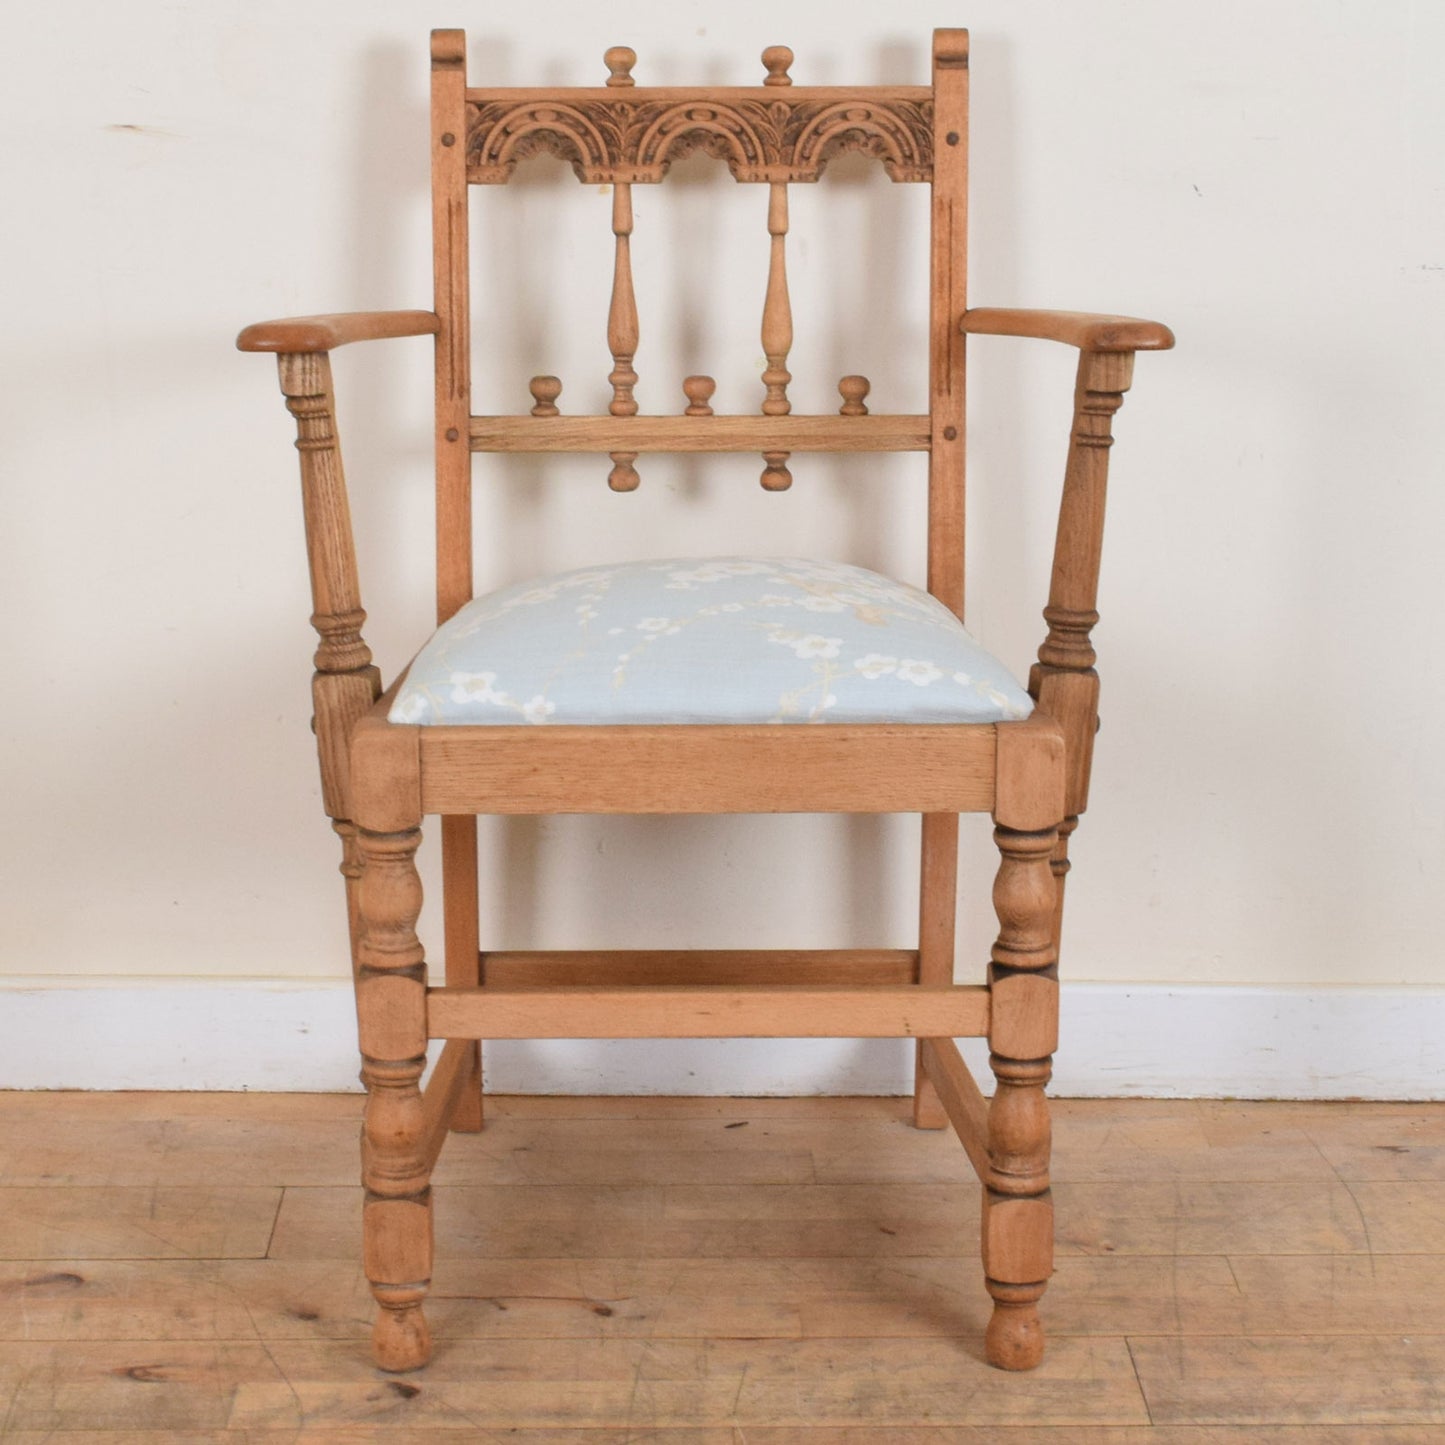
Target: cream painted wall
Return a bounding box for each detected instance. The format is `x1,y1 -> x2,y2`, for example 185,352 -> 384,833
2,0 -> 1442,994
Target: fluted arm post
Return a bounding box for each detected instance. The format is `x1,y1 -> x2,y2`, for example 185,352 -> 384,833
1030,347 -> 1133,823
273,352 -> 383,836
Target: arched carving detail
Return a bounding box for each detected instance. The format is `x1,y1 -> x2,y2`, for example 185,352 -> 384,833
793,101 -> 933,182
465,95 -> 934,183
467,101 -> 614,181
634,101 -> 770,180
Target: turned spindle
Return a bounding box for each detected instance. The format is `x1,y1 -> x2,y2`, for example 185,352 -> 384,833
356,822 -> 434,1372
604,46 -> 636,87
759,181 -> 794,489
607,179 -> 641,490
762,45 -> 793,86
982,809 -> 1060,1372
274,352 -> 382,981
682,375 -> 716,416
528,375 -> 562,417
838,375 -> 871,416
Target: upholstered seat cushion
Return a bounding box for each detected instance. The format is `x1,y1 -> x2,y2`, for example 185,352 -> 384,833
388,556 -> 1034,726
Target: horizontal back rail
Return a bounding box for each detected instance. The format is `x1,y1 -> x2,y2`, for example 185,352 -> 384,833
465,85 -> 935,185
468,414 -> 931,454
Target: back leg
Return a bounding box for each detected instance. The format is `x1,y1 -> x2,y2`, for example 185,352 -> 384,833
913,812 -> 959,1128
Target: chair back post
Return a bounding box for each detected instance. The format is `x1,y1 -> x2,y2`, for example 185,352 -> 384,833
927,29 -> 969,621
431,29 -> 472,626
429,32 -> 485,1117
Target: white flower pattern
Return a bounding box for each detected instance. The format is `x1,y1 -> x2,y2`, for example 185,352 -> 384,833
895,659 -> 944,687
389,556 -> 1033,726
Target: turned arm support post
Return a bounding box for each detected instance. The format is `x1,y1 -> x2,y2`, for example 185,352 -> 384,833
237,313 -> 437,823
268,349 -> 383,832
960,307 -> 1174,821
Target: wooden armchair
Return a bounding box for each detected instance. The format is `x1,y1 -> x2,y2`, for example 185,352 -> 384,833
238,29 -> 1172,1376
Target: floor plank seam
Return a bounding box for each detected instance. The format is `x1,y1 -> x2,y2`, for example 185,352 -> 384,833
262,1185 -> 285,1260
1124,1335 -> 1155,1427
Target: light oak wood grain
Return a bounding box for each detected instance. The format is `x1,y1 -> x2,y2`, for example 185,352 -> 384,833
481,948 -> 919,987
467,412 -> 930,452
426,983 -> 990,1040
236,23 -> 1173,1373
416,722 -> 999,815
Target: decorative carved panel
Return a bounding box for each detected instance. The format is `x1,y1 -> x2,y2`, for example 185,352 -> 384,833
465,94 -> 935,183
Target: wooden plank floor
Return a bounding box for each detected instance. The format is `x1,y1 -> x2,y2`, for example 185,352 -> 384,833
0,1092 -> 1441,1439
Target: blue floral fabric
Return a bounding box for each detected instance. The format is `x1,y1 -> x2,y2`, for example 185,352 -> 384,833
389,556 -> 1034,726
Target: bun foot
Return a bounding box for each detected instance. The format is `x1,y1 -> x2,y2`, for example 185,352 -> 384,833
372,1297 -> 431,1372
984,1294 -> 1045,1371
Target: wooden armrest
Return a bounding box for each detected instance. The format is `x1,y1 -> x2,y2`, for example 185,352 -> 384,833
961,308 -> 1174,353
236,310 -> 440,354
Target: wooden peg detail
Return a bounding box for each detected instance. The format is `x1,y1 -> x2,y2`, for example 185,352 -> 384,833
607,180 -> 640,489
759,182 -> 793,488
838,375 -> 871,416
604,46 -> 636,87
762,46 -> 794,86
528,375 -> 562,416
682,375 -> 716,416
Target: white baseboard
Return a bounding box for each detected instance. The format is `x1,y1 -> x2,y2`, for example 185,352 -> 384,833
1,978 -> 1441,1099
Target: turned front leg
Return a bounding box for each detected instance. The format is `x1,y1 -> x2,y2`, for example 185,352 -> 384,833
356,823 -> 434,1371
983,821 -> 1058,1369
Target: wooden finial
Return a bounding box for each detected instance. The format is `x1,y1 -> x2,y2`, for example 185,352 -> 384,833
838,375 -> 871,416
430,29 -> 466,69
762,46 -> 793,86
760,454 -> 792,490
604,46 -> 636,87
528,375 -> 562,416
682,375 -> 716,416
608,455 -> 640,492
933,28 -> 970,70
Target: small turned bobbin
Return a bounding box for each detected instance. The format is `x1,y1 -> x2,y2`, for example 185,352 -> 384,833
760,455 -> 792,491
682,375 -> 716,416
608,456 -> 640,492
528,375 -> 562,417
761,46 -> 793,86
838,375 -> 871,416
604,47 -> 636,87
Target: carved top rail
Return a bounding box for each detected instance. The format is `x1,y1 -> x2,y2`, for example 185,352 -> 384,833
464,87 -> 936,185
